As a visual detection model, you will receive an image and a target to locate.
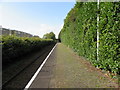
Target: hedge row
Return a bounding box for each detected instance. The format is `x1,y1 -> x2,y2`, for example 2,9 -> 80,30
59,2 -> 120,74
99,2 -> 120,74
1,35 -> 54,65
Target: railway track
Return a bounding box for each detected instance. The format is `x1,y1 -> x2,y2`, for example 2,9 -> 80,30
2,44 -> 55,89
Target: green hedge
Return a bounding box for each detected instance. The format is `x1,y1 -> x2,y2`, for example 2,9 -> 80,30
1,35 -> 54,65
99,2 -> 120,74
59,2 -> 120,74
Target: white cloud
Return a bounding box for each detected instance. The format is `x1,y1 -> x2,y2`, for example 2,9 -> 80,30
1,23 -> 63,38
1,2 -> 64,38
1,0 -> 75,2
0,5 -> 2,25
28,23 -> 63,38
1,7 -> 63,38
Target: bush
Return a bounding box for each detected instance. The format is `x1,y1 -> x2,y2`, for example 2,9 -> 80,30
99,2 -> 120,74
2,35 -> 54,65
59,2 -> 120,74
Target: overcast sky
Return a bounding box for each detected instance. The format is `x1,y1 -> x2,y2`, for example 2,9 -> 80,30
0,2 -> 75,38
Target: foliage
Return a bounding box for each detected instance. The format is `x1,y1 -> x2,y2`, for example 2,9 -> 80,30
99,2 -> 120,74
1,35 -> 54,65
43,32 -> 56,40
59,2 -> 120,74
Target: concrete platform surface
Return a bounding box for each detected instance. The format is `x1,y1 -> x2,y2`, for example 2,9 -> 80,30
29,43 -> 119,88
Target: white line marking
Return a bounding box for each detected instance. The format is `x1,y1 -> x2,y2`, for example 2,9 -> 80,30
24,43 -> 57,90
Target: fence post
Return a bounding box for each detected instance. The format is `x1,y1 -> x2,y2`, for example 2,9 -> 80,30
97,0 -> 100,61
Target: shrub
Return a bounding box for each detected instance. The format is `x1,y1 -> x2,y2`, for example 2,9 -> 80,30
2,35 -> 54,65
59,2 -> 120,74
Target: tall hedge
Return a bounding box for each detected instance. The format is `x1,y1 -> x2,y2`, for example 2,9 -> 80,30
59,2 -> 120,74
99,2 -> 120,74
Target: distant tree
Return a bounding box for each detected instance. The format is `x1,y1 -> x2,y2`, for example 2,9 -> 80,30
43,32 -> 56,40
34,35 -> 40,38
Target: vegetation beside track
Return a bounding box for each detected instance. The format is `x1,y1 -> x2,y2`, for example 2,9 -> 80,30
1,35 -> 54,65
59,2 -> 120,75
